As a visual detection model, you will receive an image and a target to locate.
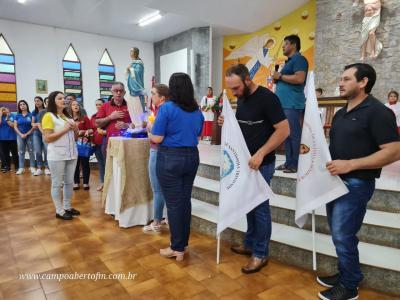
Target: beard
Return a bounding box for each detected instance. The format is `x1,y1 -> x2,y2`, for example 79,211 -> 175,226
242,82 -> 251,98
340,88 -> 358,100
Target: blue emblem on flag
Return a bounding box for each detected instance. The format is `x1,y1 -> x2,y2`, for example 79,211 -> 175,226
221,150 -> 235,179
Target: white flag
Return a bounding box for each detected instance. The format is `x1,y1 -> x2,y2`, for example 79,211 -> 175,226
295,72 -> 348,228
217,91 -> 274,235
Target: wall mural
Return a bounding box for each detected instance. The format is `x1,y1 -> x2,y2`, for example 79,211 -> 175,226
223,0 -> 316,98
0,34 -> 17,111
63,44 -> 83,105
98,49 -> 115,101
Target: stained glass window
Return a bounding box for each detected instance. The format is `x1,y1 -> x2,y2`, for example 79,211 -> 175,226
98,49 -> 115,101
63,44 -> 83,105
0,34 -> 17,111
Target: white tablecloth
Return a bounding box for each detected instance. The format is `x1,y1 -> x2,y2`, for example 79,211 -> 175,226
105,152 -> 153,228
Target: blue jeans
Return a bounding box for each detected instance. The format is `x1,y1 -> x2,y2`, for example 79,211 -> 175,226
244,161 -> 275,258
156,147 -> 199,252
16,134 -> 35,168
149,148 -> 166,221
94,145 -> 105,184
326,177 -> 375,289
283,109 -> 303,169
33,133 -> 48,168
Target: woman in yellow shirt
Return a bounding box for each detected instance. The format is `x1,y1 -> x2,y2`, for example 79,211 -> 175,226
41,91 -> 80,220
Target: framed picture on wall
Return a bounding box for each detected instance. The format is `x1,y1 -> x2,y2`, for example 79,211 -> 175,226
35,79 -> 48,94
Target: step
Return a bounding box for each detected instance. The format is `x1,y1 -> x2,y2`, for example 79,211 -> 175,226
190,198 -> 400,295
196,161 -> 400,214
192,175 -> 400,249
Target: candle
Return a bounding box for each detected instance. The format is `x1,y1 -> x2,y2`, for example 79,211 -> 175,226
148,113 -> 155,124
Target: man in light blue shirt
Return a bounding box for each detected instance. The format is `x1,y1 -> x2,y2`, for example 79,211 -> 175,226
274,35 -> 308,173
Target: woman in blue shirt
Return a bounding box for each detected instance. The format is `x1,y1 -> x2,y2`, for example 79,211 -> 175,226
0,107 -> 19,173
150,73 -> 204,261
14,100 -> 35,175
32,96 -> 49,176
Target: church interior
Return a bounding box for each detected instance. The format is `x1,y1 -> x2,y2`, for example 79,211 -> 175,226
0,0 -> 399,299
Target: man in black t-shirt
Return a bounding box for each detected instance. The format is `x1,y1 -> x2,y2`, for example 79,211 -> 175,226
218,64 -> 289,274
316,64 -> 400,300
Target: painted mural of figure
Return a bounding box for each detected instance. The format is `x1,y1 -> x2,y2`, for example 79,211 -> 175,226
360,0 -> 382,60
126,47 -> 146,111
224,34 -> 275,80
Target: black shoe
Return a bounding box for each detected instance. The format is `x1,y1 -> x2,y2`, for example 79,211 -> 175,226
317,273 -> 340,288
318,283 -> 358,300
283,167 -> 297,173
65,208 -> 80,216
275,164 -> 287,171
230,245 -> 252,256
56,213 -> 73,220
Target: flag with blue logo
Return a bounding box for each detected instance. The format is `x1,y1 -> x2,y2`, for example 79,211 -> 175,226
295,72 -> 348,227
217,91 -> 274,235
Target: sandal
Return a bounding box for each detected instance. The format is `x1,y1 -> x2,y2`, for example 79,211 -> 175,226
142,222 -> 161,233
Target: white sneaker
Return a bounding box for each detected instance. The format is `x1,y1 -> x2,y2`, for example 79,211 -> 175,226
30,167 -> 37,174
16,168 -> 24,175
45,168 -> 51,175
34,169 -> 43,176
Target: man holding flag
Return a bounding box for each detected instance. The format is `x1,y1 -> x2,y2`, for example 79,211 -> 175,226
317,63 -> 400,300
218,64 -> 289,273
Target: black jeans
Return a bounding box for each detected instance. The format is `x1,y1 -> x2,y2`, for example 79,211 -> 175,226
0,140 -> 19,170
74,156 -> 90,185
156,146 -> 199,252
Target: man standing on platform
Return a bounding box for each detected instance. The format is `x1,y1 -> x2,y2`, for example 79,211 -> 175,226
274,34 -> 308,173
317,63 -> 400,300
218,64 -> 289,274
95,82 -> 133,144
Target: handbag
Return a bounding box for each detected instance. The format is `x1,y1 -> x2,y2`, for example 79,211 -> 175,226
76,138 -> 95,157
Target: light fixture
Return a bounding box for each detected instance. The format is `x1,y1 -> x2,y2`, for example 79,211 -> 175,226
17,0 -> 27,4
138,11 -> 162,27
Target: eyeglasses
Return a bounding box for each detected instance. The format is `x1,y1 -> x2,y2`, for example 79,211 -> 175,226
112,89 -> 125,94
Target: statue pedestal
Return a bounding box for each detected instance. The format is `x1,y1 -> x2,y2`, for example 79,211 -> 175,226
126,94 -> 145,128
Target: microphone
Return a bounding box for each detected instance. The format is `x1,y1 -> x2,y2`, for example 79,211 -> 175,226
275,64 -> 279,72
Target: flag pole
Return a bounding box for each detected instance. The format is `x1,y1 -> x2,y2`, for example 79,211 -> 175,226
216,233 -> 221,264
312,210 -> 317,271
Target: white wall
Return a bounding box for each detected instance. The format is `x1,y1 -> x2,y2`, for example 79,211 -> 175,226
211,36 -> 223,94
160,48 -> 188,85
0,19 -> 154,117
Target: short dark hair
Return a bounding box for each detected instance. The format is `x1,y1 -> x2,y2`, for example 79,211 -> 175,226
315,88 -> 323,95
154,84 -> 169,98
225,64 -> 250,82
284,34 -> 301,51
388,90 -> 399,99
17,100 -> 30,114
344,63 -> 376,94
47,91 -> 71,119
168,73 -> 199,112
96,98 -> 105,103
66,94 -> 76,100
208,87 -> 213,91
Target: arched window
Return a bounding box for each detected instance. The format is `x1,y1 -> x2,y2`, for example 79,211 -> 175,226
98,49 -> 115,101
0,34 -> 17,111
63,44 -> 83,105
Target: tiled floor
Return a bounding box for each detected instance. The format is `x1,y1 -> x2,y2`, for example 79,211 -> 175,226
0,168 -> 398,299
